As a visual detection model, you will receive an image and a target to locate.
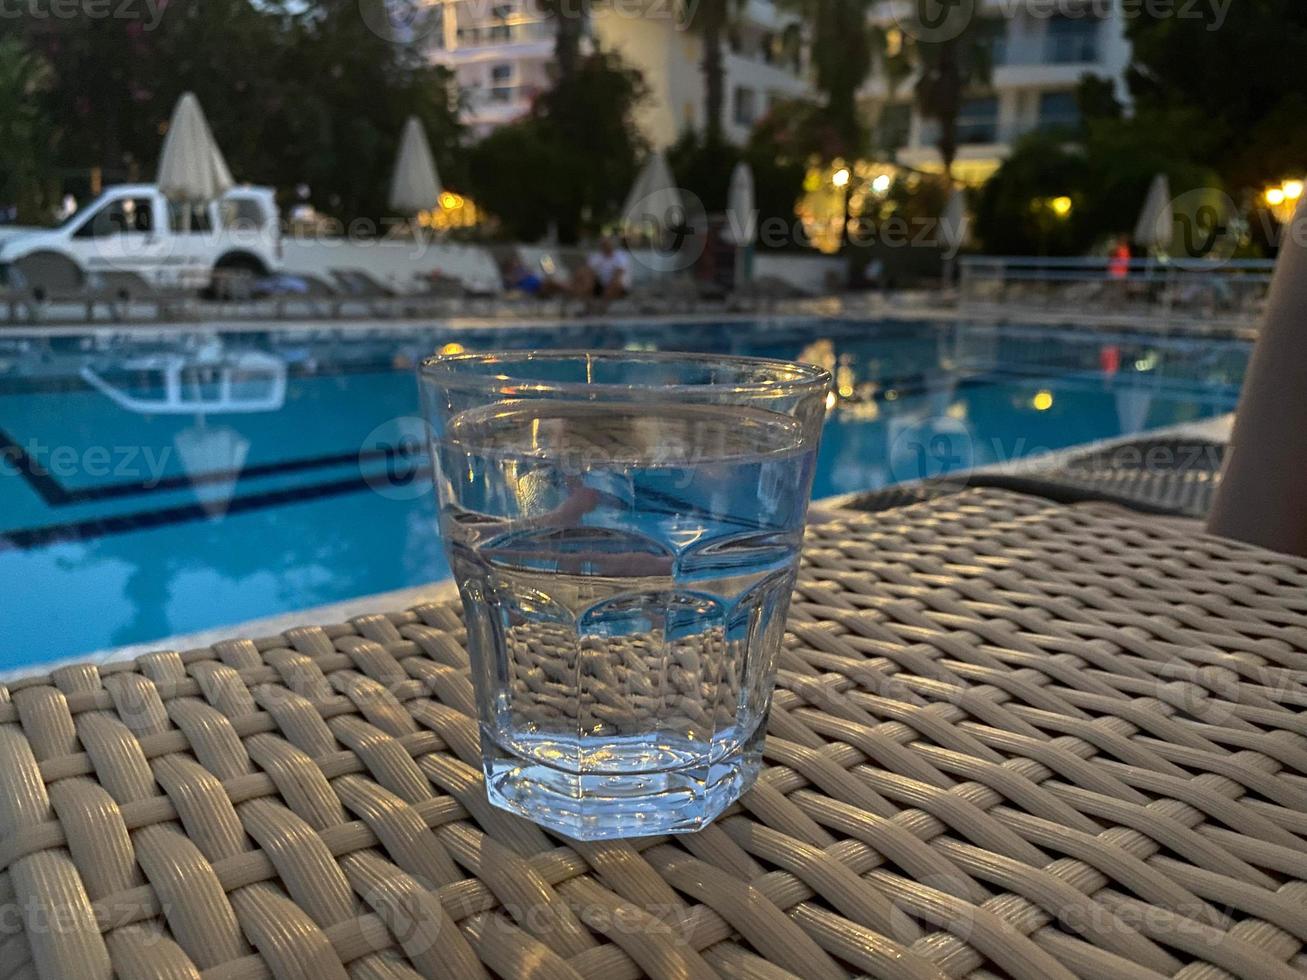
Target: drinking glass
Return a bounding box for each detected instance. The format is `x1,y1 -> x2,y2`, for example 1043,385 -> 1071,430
419,351 -> 830,839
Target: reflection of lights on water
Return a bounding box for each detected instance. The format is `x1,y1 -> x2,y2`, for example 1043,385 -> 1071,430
1032,390 -> 1054,411
1134,351 -> 1158,372
1129,350 -> 1160,371
836,361 -> 855,400
844,400 -> 880,421
440,342 -> 465,356
799,339 -> 837,373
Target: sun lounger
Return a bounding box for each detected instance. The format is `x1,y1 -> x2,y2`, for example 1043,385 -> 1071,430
845,434 -> 1227,520
93,270 -> 196,321
332,268 -> 459,318
262,272 -> 345,319
329,268 -> 401,316
8,251 -> 98,322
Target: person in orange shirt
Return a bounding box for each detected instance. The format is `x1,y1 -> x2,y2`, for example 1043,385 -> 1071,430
1109,235 -> 1132,280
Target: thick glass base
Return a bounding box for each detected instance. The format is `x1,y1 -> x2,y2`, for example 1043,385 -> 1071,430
482,725 -> 765,840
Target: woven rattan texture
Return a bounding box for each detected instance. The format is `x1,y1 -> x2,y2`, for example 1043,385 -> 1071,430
847,438 -> 1227,520
2,488 -> 1306,980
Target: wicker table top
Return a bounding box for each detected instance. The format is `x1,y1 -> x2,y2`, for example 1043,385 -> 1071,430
2,488 -> 1306,980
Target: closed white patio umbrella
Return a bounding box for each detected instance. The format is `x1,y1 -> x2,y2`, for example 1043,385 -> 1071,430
727,161 -> 756,285
621,152 -> 684,240
939,186 -> 972,254
939,186 -> 971,285
1133,174 -> 1174,253
725,161 -> 756,246
157,92 -> 234,207
389,116 -> 442,219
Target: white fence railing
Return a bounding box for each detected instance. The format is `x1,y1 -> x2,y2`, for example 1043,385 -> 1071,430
959,256 -> 1275,331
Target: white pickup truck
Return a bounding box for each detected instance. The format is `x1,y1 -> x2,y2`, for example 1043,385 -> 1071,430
0,183 -> 283,290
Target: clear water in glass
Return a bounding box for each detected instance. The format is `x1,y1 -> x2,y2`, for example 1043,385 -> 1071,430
421,354 -> 828,839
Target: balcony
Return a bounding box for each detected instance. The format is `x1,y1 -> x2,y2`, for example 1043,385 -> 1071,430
466,81 -> 540,110
453,18 -> 552,48
1044,33 -> 1100,65
989,29 -> 1101,67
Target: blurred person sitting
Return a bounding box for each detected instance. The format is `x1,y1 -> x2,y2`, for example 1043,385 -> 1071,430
572,235 -> 632,306
504,256 -> 563,297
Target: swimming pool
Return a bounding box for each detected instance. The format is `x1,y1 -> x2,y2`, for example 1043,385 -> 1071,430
0,317 -> 1249,667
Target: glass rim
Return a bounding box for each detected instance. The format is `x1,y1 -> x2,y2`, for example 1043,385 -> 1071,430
419,349 -> 833,397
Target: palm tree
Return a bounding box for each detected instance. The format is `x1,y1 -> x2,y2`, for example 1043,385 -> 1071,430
0,39 -> 53,223
539,0 -> 588,81
909,0 -> 992,178
775,0 -> 879,158
680,0 -> 733,143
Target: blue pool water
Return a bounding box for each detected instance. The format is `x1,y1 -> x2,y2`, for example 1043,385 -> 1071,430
0,318 -> 1249,667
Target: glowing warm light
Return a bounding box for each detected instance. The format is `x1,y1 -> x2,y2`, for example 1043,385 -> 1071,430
825,391 -> 838,412
1050,196 -> 1073,218
419,192 -> 480,231
832,168 -> 851,188
1032,390 -> 1054,411
872,174 -> 892,194
440,342 -> 465,356
947,402 -> 968,420
838,384 -> 854,398
884,389 -> 899,401
845,400 -> 880,421
1266,188 -> 1286,207
1285,180 -> 1304,201
836,361 -> 854,391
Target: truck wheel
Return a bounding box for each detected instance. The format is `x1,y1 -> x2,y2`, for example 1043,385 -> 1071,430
210,253 -> 266,300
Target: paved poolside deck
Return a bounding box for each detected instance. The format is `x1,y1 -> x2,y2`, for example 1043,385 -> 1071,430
0,291 -> 1262,341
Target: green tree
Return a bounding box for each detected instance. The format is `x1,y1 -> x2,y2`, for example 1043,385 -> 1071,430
776,0 -> 877,158
0,38 -> 54,221
680,0 -> 787,145
975,124 -> 1219,257
1124,0 -> 1307,191
467,121 -> 566,240
1,0 -> 463,222
539,0 -> 588,81
974,133 -> 1091,255
270,0 -> 464,220
469,51 -> 647,242
668,129 -> 739,213
667,124 -> 805,228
